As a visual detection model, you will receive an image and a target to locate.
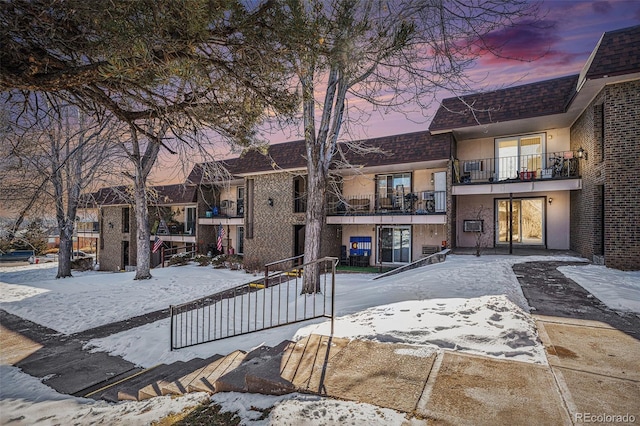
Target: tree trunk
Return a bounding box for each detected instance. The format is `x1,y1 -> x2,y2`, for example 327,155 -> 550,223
302,160 -> 327,293
134,176 -> 152,280
57,228 -> 73,278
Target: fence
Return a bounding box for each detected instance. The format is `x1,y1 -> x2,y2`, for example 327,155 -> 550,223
170,256 -> 337,350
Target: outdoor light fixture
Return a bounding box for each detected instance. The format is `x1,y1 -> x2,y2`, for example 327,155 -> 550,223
577,147 -> 587,160
108,222 -> 114,229
548,198 -> 553,205
267,197 -> 274,207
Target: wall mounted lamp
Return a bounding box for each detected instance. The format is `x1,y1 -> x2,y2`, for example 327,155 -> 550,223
267,197 -> 274,207
108,222 -> 114,229
577,147 -> 587,160
548,198 -> 553,205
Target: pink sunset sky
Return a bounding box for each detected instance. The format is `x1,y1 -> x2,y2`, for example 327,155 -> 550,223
267,0 -> 640,142
152,0 -> 640,184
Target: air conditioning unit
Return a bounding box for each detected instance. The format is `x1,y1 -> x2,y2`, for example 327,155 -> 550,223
463,220 -> 483,232
220,200 -> 231,208
421,191 -> 434,200
463,160 -> 483,173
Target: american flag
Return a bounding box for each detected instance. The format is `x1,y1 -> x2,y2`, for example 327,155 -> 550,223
217,225 -> 225,252
152,236 -> 163,253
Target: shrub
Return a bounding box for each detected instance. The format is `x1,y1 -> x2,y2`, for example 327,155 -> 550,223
193,255 -> 211,266
168,252 -> 191,266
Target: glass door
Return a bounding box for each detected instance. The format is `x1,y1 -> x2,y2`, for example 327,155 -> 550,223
496,134 -> 544,180
378,226 -> 411,263
496,198 -> 544,245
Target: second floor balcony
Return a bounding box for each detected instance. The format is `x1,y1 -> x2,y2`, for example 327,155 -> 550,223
453,151 -> 583,195
327,191 -> 446,215
457,151 -> 580,184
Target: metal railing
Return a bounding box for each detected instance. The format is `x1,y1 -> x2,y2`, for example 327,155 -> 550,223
456,151 -> 580,184
170,256 -> 337,350
160,246 -> 197,267
326,191 -> 446,215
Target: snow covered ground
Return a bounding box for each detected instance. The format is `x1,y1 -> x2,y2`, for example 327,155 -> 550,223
1,255 -> 639,425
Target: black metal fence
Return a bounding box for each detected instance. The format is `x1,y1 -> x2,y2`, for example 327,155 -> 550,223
170,257 -> 337,350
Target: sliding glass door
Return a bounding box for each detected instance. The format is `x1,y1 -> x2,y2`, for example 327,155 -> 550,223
378,226 -> 411,263
496,134 -> 544,180
496,198 -> 544,245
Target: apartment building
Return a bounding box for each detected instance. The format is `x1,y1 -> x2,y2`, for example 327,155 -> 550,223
89,25 -> 638,272
429,25 -> 639,270
188,130 -> 452,270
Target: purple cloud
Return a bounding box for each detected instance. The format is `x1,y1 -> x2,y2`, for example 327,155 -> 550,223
592,1 -> 613,14
474,20 -> 561,65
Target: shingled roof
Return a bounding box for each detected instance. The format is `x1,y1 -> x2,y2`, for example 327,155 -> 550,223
188,130 -> 451,183
84,184 -> 197,207
429,74 -> 578,132
583,24 -> 640,81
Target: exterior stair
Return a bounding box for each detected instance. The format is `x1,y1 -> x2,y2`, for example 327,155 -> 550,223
87,333 -> 437,415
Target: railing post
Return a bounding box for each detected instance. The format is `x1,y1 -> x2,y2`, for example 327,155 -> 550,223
169,305 -> 174,351
331,258 -> 336,336
264,265 -> 269,288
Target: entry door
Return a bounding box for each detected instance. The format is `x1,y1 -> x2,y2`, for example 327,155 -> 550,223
294,225 -> 305,258
378,226 -> 411,263
496,198 -> 544,245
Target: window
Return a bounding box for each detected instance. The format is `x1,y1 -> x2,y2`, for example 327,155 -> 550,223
237,226 -> 244,255
185,207 -> 196,234
377,173 -> 411,210
237,186 -> 245,216
246,179 -> 254,239
496,134 -> 544,180
293,175 -> 307,213
122,207 -> 130,233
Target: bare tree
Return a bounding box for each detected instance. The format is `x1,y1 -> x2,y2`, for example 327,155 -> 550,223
471,205 -> 492,256
0,93 -> 125,277
269,0 -> 542,292
2,1 -> 297,279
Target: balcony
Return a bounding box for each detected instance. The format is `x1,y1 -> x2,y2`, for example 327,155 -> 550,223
200,200 -> 244,219
453,151 -> 582,195
326,191 -> 447,225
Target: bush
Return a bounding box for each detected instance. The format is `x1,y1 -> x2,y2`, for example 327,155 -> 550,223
193,255 -> 211,266
210,254 -> 243,270
167,252 -> 192,266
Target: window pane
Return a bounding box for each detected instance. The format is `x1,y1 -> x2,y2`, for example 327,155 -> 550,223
498,139 -> 518,180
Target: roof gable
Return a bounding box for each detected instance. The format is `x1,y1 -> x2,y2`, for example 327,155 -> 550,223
584,24 -> 640,81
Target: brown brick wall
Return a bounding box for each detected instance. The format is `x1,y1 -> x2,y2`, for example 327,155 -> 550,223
242,173 -> 341,271
571,80 -> 640,270
243,173 -> 300,271
99,206 -> 133,271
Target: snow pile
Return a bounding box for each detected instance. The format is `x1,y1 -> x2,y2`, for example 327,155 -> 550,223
558,264 -> 640,313
295,295 -> 546,364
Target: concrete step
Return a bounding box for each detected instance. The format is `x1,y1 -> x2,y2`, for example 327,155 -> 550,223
95,359 -> 205,402
214,340 -> 295,395
280,334 -> 350,391
137,356 -> 221,400
187,350 -> 247,394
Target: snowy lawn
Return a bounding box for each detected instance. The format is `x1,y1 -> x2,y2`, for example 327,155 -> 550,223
2,254 -> 639,425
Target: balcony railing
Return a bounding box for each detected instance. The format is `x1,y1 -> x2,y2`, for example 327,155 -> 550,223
327,191 -> 446,216
201,200 -> 244,219
456,151 -> 580,184
157,221 -> 197,236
